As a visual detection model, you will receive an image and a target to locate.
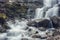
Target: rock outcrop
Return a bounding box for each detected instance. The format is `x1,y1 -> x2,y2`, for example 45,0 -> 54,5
50,16 -> 60,28
27,19 -> 53,28
27,16 -> 60,28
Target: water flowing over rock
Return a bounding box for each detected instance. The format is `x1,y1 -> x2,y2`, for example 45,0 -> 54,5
35,8 -> 44,19
0,0 -> 60,40
35,0 -> 59,19
44,0 -> 58,7
45,4 -> 59,18
35,7 -> 50,19
27,16 -> 60,28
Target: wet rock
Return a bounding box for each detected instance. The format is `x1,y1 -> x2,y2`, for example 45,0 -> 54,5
27,19 -> 52,28
3,25 -> 10,29
52,29 -> 60,36
21,38 -> 28,40
47,34 -> 60,40
0,17 -> 5,25
27,20 -> 37,27
47,36 -> 54,40
27,27 -> 39,35
35,31 -> 39,34
32,34 -> 47,39
50,16 -> 60,28
27,16 -> 60,28
0,25 -> 6,33
38,27 -> 46,31
32,34 -> 41,38
47,28 -> 60,40
0,25 -> 10,33
0,17 -> 10,33
54,35 -> 60,40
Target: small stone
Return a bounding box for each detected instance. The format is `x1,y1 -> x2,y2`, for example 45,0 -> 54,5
35,31 -> 39,34
28,29 -> 32,31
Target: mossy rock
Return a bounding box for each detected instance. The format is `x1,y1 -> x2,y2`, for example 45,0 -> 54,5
0,13 -> 7,19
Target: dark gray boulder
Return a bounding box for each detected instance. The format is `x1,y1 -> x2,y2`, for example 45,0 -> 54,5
50,16 -> 60,28
27,19 -> 53,28
21,38 -> 28,40
0,17 -> 10,33
0,25 -> 10,33
32,34 -> 47,39
27,16 -> 60,28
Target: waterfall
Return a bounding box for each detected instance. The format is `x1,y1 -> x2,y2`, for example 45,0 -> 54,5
35,7 -> 50,19
35,8 -> 44,19
44,0 -> 58,7
34,0 -> 59,28
0,0 -> 60,40
35,0 -> 59,19
45,4 -> 59,18
58,0 -> 60,4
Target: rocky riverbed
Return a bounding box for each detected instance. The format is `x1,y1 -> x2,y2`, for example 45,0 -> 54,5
0,17 -> 60,40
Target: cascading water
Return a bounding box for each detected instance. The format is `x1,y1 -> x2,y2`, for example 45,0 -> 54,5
34,0 -> 59,29
45,4 -> 59,18
35,7 -> 50,19
6,20 -> 29,40
35,8 -> 44,19
0,0 -> 60,40
35,0 -> 59,19
1,19 -> 48,40
44,0 -> 58,7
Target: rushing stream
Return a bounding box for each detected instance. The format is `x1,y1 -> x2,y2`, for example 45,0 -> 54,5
0,0 -> 60,40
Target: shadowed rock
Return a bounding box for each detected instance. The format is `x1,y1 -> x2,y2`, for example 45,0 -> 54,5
0,17 -> 10,33
50,16 -> 60,28
27,16 -> 60,28
27,19 -> 52,28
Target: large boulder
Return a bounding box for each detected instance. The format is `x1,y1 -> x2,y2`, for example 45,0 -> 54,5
50,16 -> 60,28
27,16 -> 60,28
27,19 -> 52,28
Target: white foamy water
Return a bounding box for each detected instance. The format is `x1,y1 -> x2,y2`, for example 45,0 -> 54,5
35,8 -> 44,19
44,0 -> 58,7
45,4 -> 59,18
0,0 -> 60,40
0,18 -> 55,40
6,19 -> 33,40
0,19 -> 51,40
35,0 -> 59,19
